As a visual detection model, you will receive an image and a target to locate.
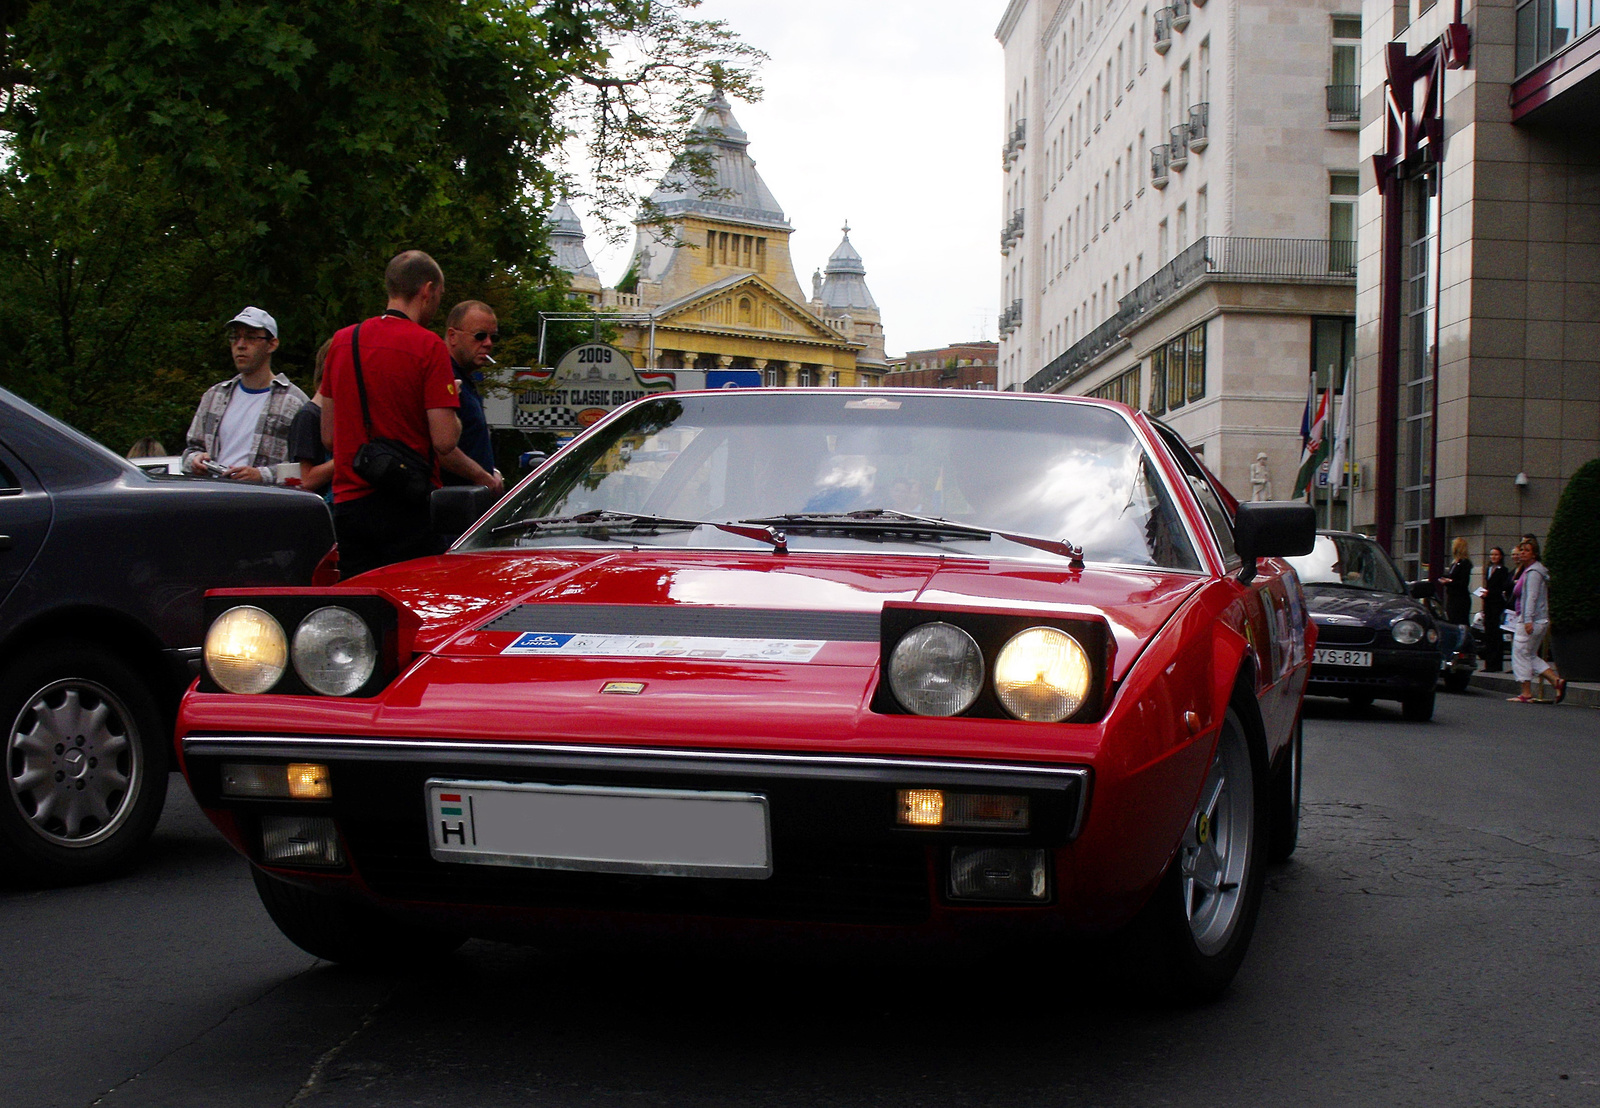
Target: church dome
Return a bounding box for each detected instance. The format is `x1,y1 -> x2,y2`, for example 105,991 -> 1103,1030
644,92 -> 790,230
548,196 -> 598,280
818,223 -> 878,312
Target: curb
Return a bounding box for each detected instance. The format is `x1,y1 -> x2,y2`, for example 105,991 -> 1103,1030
1468,668 -> 1600,708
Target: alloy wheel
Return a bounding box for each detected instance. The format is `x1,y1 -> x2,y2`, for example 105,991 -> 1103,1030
1178,715 -> 1255,956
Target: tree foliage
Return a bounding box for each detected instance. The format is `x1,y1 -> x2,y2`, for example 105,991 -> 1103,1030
1546,457 -> 1600,633
0,0 -> 760,452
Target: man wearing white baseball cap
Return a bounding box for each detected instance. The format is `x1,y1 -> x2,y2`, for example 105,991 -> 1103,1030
182,306 -> 309,483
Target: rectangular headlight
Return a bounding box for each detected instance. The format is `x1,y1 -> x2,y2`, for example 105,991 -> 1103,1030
897,789 -> 1029,830
222,763 -> 332,800
261,815 -> 344,867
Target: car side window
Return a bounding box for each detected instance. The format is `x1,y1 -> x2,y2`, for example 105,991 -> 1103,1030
1151,423 -> 1239,568
0,453 -> 21,495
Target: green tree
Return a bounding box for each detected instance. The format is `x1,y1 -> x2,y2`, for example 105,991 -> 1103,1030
0,0 -> 760,451
1546,457 -> 1600,633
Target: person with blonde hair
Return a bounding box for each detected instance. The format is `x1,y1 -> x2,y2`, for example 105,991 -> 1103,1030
1508,535 -> 1567,703
1438,536 -> 1473,626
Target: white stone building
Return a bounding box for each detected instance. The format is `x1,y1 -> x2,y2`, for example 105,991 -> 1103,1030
996,0 -> 1364,503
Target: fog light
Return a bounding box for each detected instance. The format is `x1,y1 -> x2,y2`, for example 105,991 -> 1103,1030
897,790 -> 1029,830
260,815 -> 343,867
948,846 -> 1050,901
222,763 -> 332,800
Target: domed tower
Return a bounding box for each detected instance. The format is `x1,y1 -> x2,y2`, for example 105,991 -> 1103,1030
815,223 -> 887,369
548,196 -> 602,304
625,90 -> 807,305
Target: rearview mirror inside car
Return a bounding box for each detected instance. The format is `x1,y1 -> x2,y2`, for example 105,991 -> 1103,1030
1234,502 -> 1316,583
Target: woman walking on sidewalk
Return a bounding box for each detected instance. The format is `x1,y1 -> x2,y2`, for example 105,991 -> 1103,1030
1509,536 -> 1567,703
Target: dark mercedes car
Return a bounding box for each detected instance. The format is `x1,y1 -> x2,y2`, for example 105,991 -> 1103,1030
1,387 -> 336,883
1286,531 -> 1444,721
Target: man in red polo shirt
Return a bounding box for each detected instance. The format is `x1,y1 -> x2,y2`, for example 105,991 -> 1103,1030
321,250 -> 501,577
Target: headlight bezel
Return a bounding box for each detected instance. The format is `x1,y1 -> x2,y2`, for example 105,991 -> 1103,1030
199,591 -> 412,698
1390,616 -> 1427,645
873,606 -> 1113,723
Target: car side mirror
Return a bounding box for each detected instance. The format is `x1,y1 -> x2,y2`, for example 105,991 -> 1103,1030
1409,579 -> 1434,600
431,485 -> 499,537
1234,501 -> 1316,584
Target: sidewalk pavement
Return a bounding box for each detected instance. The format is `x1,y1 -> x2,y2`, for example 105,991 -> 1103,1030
1469,667 -> 1600,708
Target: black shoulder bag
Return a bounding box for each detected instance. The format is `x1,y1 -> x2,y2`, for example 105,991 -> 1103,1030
348,321 -> 435,504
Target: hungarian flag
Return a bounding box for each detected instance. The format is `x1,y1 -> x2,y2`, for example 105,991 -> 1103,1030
1294,385 -> 1331,497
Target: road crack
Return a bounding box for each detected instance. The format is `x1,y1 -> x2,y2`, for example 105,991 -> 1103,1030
86,959 -> 321,1107
285,982 -> 400,1106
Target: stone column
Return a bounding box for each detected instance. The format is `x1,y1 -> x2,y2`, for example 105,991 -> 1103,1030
716,355 -> 734,369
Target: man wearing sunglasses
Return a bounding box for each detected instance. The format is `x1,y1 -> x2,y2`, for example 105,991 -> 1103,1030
441,300 -> 503,491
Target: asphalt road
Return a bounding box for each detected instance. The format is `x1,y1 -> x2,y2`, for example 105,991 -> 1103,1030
4,688 -> 1597,1108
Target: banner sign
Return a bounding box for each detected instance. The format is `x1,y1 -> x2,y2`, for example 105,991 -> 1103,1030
513,343 -> 673,432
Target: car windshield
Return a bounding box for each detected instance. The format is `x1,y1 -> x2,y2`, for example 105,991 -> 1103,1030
1287,533 -> 1407,594
463,392 -> 1203,571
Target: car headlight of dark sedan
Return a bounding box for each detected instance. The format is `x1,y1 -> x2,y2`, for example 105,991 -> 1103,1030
1390,617 -> 1431,645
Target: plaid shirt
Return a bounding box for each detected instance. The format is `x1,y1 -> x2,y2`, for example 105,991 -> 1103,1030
182,374 -> 309,485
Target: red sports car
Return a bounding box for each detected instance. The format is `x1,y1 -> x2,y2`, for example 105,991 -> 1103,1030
176,390 -> 1315,999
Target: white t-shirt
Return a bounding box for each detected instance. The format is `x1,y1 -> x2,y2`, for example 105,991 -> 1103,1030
215,384 -> 272,467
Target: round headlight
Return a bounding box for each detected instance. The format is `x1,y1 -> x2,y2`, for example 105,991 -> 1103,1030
205,606 -> 288,694
1391,618 -> 1425,645
292,607 -> 378,696
889,622 -> 984,716
994,627 -> 1092,722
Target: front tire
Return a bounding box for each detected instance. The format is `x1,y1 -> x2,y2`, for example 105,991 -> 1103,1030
1130,706 -> 1269,1003
252,867 -> 466,966
1401,687 -> 1436,721
1267,716 -> 1302,863
0,643 -> 169,884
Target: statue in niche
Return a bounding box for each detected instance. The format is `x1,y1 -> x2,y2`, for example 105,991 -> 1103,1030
812,268 -> 823,300
1250,452 -> 1274,502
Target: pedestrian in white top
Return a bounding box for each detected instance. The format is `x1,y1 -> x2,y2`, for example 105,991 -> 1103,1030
182,307 -> 309,484
1508,535 -> 1568,703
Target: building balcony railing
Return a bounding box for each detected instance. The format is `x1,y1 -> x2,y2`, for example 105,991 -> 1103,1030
1168,125 -> 1190,171
1150,143 -> 1170,189
998,298 -> 1024,337
1326,84 -> 1360,123
1000,208 -> 1025,254
1002,119 -> 1027,167
1024,237 -> 1357,394
1187,101 -> 1210,151
1171,0 -> 1192,31
1154,8 -> 1173,54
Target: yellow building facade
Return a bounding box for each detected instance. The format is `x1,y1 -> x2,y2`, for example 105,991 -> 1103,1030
548,94 -> 889,388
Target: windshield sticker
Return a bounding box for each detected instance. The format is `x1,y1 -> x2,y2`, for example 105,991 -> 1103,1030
502,632 -> 827,663
844,396 -> 901,410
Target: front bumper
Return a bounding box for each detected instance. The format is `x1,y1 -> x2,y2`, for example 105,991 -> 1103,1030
1305,646 -> 1437,698
182,735 -> 1090,928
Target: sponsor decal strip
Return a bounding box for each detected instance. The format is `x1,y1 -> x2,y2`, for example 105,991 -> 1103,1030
501,631 -> 827,663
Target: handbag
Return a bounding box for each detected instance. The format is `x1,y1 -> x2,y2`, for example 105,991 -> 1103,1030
348,321 -> 434,504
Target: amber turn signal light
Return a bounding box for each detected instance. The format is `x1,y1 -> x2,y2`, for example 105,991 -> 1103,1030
896,789 -> 1029,830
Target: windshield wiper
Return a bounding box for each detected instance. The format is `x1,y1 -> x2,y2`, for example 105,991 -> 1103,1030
489,510 -> 787,551
740,509 -> 1084,568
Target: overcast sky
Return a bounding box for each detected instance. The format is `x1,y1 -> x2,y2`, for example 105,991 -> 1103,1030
570,0 -> 1006,357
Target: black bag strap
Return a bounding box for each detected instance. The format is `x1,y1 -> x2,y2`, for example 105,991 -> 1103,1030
349,321 -> 375,441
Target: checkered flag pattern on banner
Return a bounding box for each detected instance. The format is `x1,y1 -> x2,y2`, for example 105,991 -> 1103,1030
515,407 -> 579,430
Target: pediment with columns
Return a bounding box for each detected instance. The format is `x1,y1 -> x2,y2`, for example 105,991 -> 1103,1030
651,274 -> 862,349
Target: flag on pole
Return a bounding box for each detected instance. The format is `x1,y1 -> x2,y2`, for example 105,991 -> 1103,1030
1327,378 -> 1352,492
1294,386 -> 1331,497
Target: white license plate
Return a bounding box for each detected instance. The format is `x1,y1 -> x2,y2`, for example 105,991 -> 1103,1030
1314,648 -> 1372,667
426,779 -> 772,879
